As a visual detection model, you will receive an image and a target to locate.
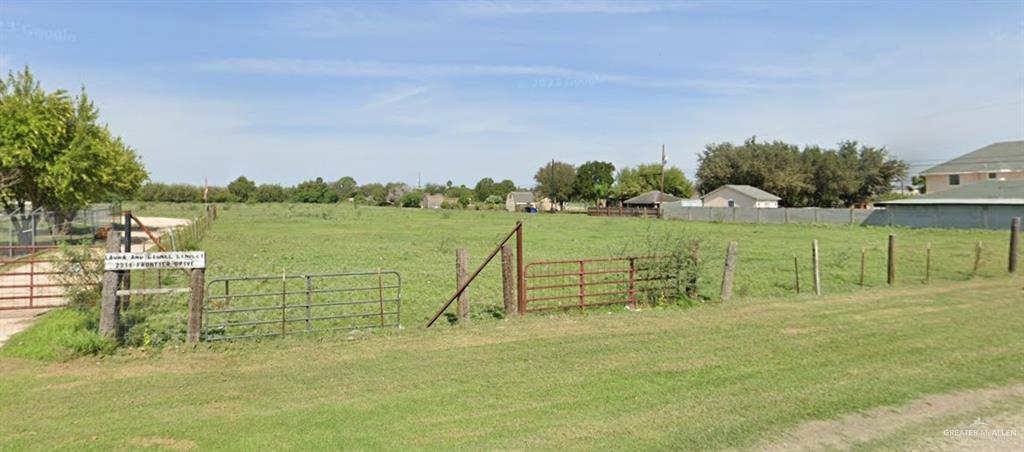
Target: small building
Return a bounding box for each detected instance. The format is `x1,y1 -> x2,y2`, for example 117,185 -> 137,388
920,141 -> 1024,194
622,191 -> 683,209
702,185 -> 781,208
421,194 -> 446,209
506,192 -> 534,212
872,180 -> 1024,230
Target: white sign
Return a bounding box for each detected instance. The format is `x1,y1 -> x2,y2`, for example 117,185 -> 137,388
104,251 -> 206,271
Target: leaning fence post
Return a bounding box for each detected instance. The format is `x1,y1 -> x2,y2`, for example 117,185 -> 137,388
812,240 -> 822,296
456,248 -> 470,322
1009,217 -> 1020,273
720,242 -> 738,301
99,232 -> 121,340
187,267 -> 205,343
887,234 -> 896,285
501,245 -> 516,316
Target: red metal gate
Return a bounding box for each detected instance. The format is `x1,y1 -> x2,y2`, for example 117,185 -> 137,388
522,256 -> 675,312
0,245 -> 89,310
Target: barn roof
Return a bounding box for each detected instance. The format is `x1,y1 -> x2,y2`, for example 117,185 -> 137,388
508,192 -> 534,203
623,190 -> 683,205
920,141 -> 1024,175
702,185 -> 781,201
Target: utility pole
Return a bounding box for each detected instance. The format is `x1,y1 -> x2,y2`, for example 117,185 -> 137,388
660,144 -> 666,194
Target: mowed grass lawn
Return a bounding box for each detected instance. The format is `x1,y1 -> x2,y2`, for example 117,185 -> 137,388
124,202 -> 1011,325
1,278 -> 1021,450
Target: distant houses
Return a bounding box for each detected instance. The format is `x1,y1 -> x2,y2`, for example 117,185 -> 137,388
622,191 -> 683,209
701,185 -> 781,208
874,180 -> 1024,229
920,141 -> 1024,194
505,191 -> 557,212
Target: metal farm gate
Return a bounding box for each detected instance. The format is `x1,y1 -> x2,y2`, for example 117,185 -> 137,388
0,245 -> 98,310
203,271 -> 401,341
522,257 -> 679,312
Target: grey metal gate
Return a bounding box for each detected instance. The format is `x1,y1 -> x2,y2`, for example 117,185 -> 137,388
203,271 -> 401,341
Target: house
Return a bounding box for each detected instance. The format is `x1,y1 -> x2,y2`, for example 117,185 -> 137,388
920,141 -> 1024,194
622,191 -> 683,209
872,180 -> 1024,229
421,194 -> 446,209
702,185 -> 781,208
506,192 -> 534,212
679,194 -> 703,208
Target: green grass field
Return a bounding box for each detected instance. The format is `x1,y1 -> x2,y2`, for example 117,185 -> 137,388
128,202 -> 1009,325
1,203 -> 1021,450
1,278 -> 1021,450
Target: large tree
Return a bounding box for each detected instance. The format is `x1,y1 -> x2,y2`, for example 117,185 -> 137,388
572,161 -> 615,203
533,160 -> 576,205
0,67 -> 146,241
696,137 -> 907,207
227,176 -> 256,202
613,163 -> 694,200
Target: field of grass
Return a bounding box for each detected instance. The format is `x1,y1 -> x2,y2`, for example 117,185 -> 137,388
126,202 -> 1011,327
1,278 -> 1021,449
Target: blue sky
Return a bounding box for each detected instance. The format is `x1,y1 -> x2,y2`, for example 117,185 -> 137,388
2,1 -> 1022,187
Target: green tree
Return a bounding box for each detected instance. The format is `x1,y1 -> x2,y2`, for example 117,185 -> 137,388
614,164 -> 693,200
473,177 -> 496,201
533,160 -> 576,205
399,191 -> 424,208
572,161 -> 615,203
227,176 -> 256,202
291,177 -> 337,203
331,176 -> 358,201
254,184 -> 287,202
0,67 -> 146,241
494,179 -> 517,198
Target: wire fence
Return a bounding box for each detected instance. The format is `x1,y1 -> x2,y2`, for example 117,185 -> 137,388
0,204 -> 119,251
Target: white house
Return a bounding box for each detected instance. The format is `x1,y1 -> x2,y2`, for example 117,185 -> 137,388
702,185 -> 781,208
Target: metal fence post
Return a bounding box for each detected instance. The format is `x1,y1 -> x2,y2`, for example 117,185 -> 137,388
456,248 -> 470,322
1010,217 -> 1020,273
577,260 -> 586,308
516,221 -> 525,315
305,275 -> 313,332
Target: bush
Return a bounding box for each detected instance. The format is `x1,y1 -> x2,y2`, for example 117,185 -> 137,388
399,191 -> 424,208
620,228 -> 705,306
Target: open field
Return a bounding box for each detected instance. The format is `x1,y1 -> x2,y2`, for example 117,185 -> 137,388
1,278 -> 1021,450
126,202 -> 1011,326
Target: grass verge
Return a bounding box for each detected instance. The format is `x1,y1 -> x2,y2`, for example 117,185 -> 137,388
0,309 -> 114,361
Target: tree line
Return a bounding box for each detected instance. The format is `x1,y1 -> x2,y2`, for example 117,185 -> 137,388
696,137 -> 908,207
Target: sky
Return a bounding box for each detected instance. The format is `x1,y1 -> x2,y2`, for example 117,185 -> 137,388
2,0 -> 1022,188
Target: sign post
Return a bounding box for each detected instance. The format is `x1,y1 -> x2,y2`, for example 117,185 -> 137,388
101,250 -> 206,343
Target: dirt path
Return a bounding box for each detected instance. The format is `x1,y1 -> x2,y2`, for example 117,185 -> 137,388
756,384 -> 1024,451
0,217 -> 191,346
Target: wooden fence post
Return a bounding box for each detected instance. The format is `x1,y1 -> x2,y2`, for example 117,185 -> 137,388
720,242 -> 738,301
99,232 -> 121,340
793,255 -> 800,294
887,234 -> 896,285
812,240 -> 822,296
456,248 -> 470,322
1010,217 -> 1020,273
973,241 -> 983,276
925,243 -> 932,283
187,268 -> 204,343
501,245 -> 516,316
859,247 -> 866,286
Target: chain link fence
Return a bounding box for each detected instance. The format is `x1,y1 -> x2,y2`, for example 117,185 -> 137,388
1,204 -> 119,251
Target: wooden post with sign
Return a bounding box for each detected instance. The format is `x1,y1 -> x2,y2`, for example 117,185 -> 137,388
102,249 -> 207,343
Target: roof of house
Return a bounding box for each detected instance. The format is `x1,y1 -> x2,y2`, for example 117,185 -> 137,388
508,192 -> 534,203
920,141 -> 1024,175
702,184 -> 782,201
623,190 -> 683,205
878,180 -> 1024,206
